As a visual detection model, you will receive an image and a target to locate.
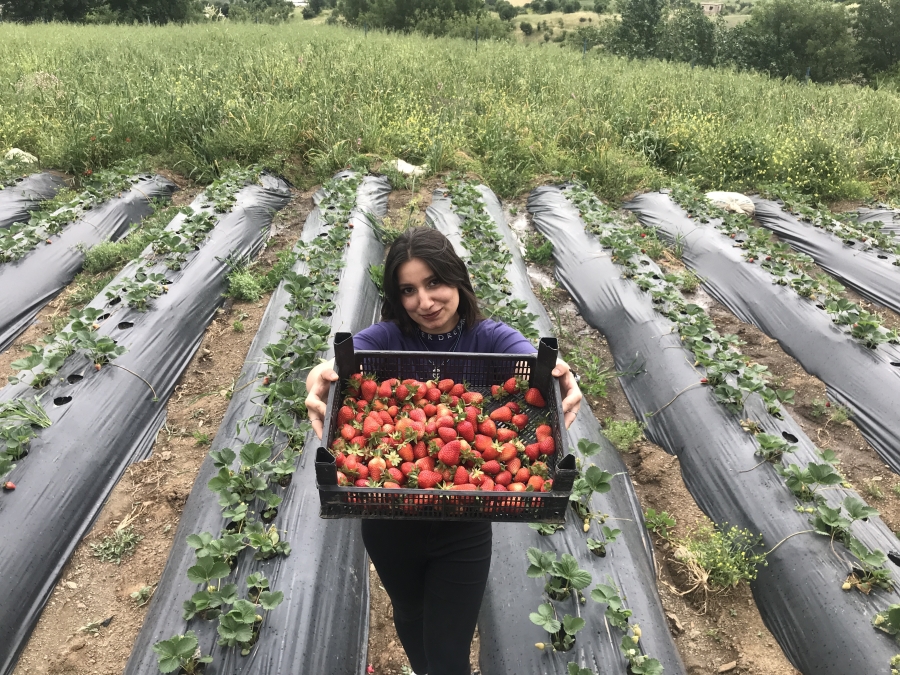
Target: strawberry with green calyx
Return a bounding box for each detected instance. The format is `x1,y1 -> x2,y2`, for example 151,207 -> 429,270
482,441 -> 501,461
462,405 -> 479,427
511,413 -> 529,430
507,402 -> 522,415
535,423 -> 552,440
362,414 -> 382,438
400,461 -> 416,476
474,434 -> 494,454
489,406 -> 512,423
415,469 -> 442,489
477,416 -> 497,439
394,383 -> 410,402
531,460 -> 549,477
438,426 -> 458,443
425,387 -> 442,403
506,456 -> 522,476
524,443 -> 540,462
498,442 -> 518,463
397,442 -> 415,463
491,384 -> 505,399
453,466 -> 470,485
495,470 -> 513,486
481,460 -> 501,475
524,388 -> 546,408
462,391 -> 484,406
437,379 -> 455,394
514,466 -> 532,483
360,375 -> 378,402
503,377 -> 524,396
456,420 -> 475,443
414,440 -> 428,459
377,379 -> 394,399
538,436 -> 555,456
527,475 -> 545,491
449,382 -> 466,398
386,467 -> 403,483
438,440 -> 461,467
338,405 -> 355,426
384,450 -> 403,468
469,468 -> 485,486
336,472 -> 351,486
496,428 -> 518,443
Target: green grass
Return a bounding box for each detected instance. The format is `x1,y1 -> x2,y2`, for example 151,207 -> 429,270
90,526 -> 143,564
2,22 -> 900,200
603,418 -> 644,451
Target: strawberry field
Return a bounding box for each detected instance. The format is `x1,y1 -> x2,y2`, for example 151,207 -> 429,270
3,16 -> 900,675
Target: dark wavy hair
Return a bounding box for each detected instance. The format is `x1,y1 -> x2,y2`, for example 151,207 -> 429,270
381,228 -> 484,335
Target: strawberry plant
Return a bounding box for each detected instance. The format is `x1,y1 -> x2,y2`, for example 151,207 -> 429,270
620,630 -> 664,675
755,433 -> 796,463
569,464 -> 613,525
845,538 -> 893,593
151,631 -> 212,674
529,602 -> 586,651
443,179 -> 539,340
586,526 -> 621,557
590,583 -> 633,630
106,266 -> 168,311
872,604 -> 900,642
0,163 -> 138,264
644,508 -> 676,539
0,397 -> 51,479
777,461 -> 844,501
526,548 -> 592,601
668,183 -> 900,351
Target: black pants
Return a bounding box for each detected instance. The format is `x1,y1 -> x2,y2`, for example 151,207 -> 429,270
361,520 -> 492,675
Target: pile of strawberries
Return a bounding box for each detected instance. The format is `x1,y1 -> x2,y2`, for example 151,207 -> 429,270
329,374 -> 556,494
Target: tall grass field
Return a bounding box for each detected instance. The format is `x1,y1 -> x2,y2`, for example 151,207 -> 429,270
3,21 -> 900,200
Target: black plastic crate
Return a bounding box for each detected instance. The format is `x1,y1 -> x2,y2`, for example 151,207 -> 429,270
315,332 -> 577,523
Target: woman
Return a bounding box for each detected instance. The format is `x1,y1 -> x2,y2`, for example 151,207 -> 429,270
305,227 -> 581,675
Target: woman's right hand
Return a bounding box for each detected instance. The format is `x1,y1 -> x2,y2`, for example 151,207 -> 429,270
305,358 -> 338,439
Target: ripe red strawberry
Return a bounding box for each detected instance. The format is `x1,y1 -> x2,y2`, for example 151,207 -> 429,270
414,441 -> 428,459
3,481 -> 15,491
477,418 -> 497,439
541,479 -> 553,492
337,472 -> 350,486
524,443 -> 540,462
356,400 -> 367,412
360,377 -> 378,402
377,380 -> 393,399
462,391 -> 484,405
496,428 -> 518,443
514,467 -> 531,483
398,443 -> 414,463
357,465 -> 370,480
362,415 -> 382,437
469,468 -> 485,486
449,382 -> 465,397
535,424 -> 552,440
456,421 -> 475,443
495,470 -> 513,486
355,478 -> 370,487
450,483 -> 477,491
423,403 -> 437,417
384,481 -> 401,489
494,483 -> 508,491
436,414 -> 456,429
538,436 -> 555,455
506,456 -> 522,475
338,405 -> 355,426
438,465 -> 454,482
524,388 -> 546,408
507,402 -> 522,415
378,410 -> 393,425
387,467 -> 403,483
508,482 -> 526,493
481,460 -> 501,475
502,377 -> 520,395
437,379 -> 455,393
463,406 -> 479,427
511,413 -> 528,430
438,426 -> 458,443
416,470 -> 441,489
415,456 -> 436,472
527,475 -> 545,491
426,388 -> 442,402
400,461 -> 416,476
438,441 -> 461,467
409,408 -> 427,423
489,406 -> 512,423
498,442 -> 518,463
482,441 -> 500,461
531,460 -> 549,477
453,466 -> 470,485
481,476 -> 496,491
341,424 -> 357,442
395,383 -> 410,401
491,384 -> 505,398
474,435 -> 494,454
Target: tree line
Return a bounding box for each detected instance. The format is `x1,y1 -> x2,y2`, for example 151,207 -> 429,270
0,0 -> 294,23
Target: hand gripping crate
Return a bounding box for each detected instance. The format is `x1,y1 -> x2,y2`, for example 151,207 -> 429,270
315,333 -> 577,522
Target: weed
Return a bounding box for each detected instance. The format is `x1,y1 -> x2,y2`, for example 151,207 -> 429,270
603,419 -> 644,452
673,524 -> 767,591
644,508 -> 676,538
865,480 -> 885,500
566,350 -> 610,399
524,231 -> 554,265
809,398 -> 828,419
892,483 -> 900,498
226,268 -> 263,303
192,431 -> 211,446
90,526 -> 143,564
677,269 -> 701,293
830,404 -> 853,425
233,320 -> 245,332
130,585 -> 154,607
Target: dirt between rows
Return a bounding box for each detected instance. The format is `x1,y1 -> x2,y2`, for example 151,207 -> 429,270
12,178 -> 894,675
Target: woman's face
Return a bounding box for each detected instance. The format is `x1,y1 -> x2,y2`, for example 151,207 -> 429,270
397,257 -> 460,334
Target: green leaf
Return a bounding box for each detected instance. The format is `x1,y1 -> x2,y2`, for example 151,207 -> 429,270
259,590 -> 284,610
591,583 -> 618,604
584,465 -> 612,494
576,438 -> 602,457
529,603 -> 561,634
843,496 -> 879,522
563,614 -> 586,635
186,556 -> 231,584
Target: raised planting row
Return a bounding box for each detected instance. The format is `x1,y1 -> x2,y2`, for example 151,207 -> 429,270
748,185 -> 900,317
532,182 -> 900,675
427,180 -> 685,675
125,172 -> 390,675
0,172 -> 176,352
858,207 -> 900,235
0,167 -> 290,675
624,190 -> 900,474
0,162 -> 66,230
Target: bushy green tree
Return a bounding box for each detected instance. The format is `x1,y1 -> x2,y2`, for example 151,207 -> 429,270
495,0 -> 518,19
593,0 -> 608,13
561,0 -> 580,12
659,1 -> 717,65
520,19 -> 533,33
0,0 -> 99,22
228,0 -> 294,21
855,0 -> 900,76
339,0 -> 482,30
610,0 -> 667,57
104,0 -> 200,23
728,0 -> 857,82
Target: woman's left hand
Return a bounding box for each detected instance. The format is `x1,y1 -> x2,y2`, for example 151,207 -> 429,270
552,358 -> 582,429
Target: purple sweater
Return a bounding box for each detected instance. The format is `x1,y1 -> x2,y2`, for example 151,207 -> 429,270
353,319 -> 535,356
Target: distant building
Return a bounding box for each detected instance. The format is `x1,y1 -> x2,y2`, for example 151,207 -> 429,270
701,2 -> 723,14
